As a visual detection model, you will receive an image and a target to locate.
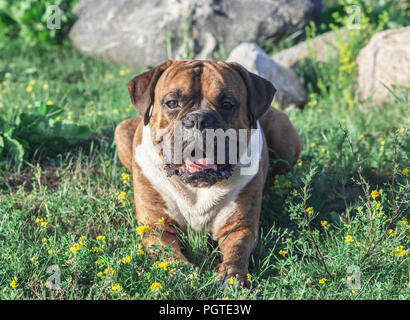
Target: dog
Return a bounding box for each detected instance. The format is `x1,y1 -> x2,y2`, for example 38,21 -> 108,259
114,60 -> 301,286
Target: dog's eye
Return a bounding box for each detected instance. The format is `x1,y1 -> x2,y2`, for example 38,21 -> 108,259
221,101 -> 234,110
166,100 -> 179,109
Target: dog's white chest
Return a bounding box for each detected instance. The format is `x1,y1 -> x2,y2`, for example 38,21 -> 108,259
134,124 -> 262,237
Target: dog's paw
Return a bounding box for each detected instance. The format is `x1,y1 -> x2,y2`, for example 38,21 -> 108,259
216,263 -> 251,289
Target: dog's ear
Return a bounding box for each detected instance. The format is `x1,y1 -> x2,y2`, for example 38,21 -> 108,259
128,60 -> 173,125
228,62 -> 276,128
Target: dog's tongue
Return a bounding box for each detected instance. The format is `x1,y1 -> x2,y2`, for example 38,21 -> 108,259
184,157 -> 217,172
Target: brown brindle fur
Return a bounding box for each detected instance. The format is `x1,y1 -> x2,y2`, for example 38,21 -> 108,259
114,60 -> 301,285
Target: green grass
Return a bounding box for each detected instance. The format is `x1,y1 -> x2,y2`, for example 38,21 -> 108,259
0,2 -> 409,300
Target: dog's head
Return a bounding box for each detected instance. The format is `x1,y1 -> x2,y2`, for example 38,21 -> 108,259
128,60 -> 276,187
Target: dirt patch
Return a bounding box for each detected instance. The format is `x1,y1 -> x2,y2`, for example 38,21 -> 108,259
0,166 -> 62,192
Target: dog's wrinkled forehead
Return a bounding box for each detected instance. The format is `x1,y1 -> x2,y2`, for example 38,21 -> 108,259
154,60 -> 246,104
127,60 -> 276,127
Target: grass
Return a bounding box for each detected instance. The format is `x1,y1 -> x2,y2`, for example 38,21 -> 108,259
0,1 -> 409,300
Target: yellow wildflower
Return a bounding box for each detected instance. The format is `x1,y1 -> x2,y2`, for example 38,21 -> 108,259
189,272 -> 198,280
400,220 -> 408,228
117,191 -> 126,200
158,217 -> 164,224
43,84 -> 49,90
222,297 -> 230,300
103,267 -> 115,275
321,220 -> 328,228
310,142 -> 316,148
122,173 -> 130,181
279,249 -> 288,256
392,245 -> 406,258
112,284 -> 122,291
26,85 -> 33,92
388,229 -> 396,237
306,207 -> 314,215
136,225 -> 150,236
371,190 -> 379,199
318,278 -> 327,285
344,235 -> 354,243
227,278 -> 235,285
122,256 -> 131,264
9,276 -> 18,289
96,235 -> 106,242
402,168 -> 409,177
153,261 -> 170,271
150,282 -> 163,292
47,100 -> 53,105
247,273 -> 252,283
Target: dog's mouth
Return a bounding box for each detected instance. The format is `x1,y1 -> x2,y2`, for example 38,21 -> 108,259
164,157 -> 234,188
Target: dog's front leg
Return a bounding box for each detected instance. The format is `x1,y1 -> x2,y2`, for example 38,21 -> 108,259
215,225 -> 257,287
132,166 -> 189,264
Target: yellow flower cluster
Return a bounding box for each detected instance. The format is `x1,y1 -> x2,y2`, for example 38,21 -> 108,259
10,276 -> 18,289
117,191 -> 127,207
136,225 -> 150,236
392,246 -> 406,258
96,235 -> 106,243
318,278 -> 327,285
344,235 -> 354,243
70,236 -> 86,254
111,284 -> 123,291
150,282 -> 163,292
321,220 -> 328,228
278,249 -> 288,256
153,261 -> 170,271
122,256 -> 131,264
137,243 -> 145,255
122,173 -> 130,182
35,217 -> 48,228
371,190 -> 379,199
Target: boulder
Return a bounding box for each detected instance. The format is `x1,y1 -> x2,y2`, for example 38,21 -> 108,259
227,42 -> 307,109
69,0 -> 322,67
272,29 -> 343,68
357,26 -> 410,103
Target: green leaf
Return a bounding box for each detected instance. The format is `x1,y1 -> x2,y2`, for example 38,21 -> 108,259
3,132 -> 25,165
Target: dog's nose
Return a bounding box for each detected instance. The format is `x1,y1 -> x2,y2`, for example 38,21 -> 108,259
181,112 -> 218,131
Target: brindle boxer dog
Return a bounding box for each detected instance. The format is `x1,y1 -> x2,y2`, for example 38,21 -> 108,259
114,60 -> 301,286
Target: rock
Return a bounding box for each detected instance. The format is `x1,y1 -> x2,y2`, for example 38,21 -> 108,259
272,30 -> 343,68
227,42 -> 307,108
69,0 -> 322,67
357,26 -> 410,103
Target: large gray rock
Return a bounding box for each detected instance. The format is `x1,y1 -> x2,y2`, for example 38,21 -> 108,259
357,27 -> 410,103
272,29 -> 343,68
227,42 -> 307,109
69,0 -> 322,67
